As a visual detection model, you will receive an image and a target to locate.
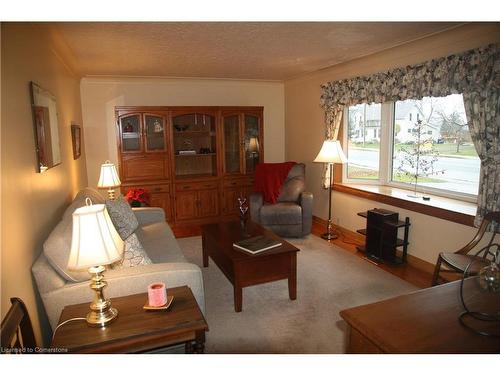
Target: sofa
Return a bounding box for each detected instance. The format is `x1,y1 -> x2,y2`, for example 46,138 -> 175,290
250,163 -> 313,237
32,188 -> 205,331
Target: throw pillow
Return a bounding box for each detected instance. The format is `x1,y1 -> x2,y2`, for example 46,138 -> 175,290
111,233 -> 152,269
105,195 -> 139,240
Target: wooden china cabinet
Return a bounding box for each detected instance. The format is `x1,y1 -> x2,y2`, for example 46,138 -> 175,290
116,106 -> 263,226
117,110 -> 172,221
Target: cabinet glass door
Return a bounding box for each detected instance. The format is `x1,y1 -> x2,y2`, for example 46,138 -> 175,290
223,114 -> 241,174
243,114 -> 261,174
173,113 -> 217,177
120,114 -> 141,152
145,114 -> 166,152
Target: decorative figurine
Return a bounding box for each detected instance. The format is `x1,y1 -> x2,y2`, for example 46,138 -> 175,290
238,197 -> 249,231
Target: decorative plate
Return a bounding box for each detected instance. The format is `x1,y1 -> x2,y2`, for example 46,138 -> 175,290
143,295 -> 174,311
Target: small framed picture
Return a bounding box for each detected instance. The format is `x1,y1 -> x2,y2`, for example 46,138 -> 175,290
71,124 -> 81,160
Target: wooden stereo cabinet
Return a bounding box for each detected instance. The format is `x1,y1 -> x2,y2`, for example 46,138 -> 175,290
116,106 -> 263,226
356,208 -> 410,265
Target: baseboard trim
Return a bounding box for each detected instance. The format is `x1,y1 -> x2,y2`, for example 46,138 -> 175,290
312,215 -> 435,275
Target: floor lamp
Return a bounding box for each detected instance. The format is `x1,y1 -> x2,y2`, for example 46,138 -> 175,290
313,140 -> 347,240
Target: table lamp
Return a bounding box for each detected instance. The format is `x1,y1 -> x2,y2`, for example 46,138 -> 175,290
67,198 -> 124,327
248,137 -> 260,170
97,160 -> 121,200
313,140 -> 347,240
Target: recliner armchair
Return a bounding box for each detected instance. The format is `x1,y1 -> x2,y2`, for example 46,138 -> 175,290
250,163 -> 313,238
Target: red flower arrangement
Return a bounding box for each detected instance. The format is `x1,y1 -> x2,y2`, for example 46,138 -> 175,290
125,188 -> 150,207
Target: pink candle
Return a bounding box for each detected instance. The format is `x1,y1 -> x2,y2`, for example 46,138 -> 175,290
148,282 -> 167,307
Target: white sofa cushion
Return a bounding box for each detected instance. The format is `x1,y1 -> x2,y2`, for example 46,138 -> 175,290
43,214 -> 90,282
135,222 -> 186,263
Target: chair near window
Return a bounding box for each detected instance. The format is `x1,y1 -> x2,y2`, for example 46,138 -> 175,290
1,297 -> 37,352
432,211 -> 500,286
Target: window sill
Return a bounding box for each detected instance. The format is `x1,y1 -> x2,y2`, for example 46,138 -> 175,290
333,183 -> 476,227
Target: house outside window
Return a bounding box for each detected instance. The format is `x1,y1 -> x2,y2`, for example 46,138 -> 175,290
343,94 -> 480,200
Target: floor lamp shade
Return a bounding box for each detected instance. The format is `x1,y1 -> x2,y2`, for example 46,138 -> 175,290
313,140 -> 347,164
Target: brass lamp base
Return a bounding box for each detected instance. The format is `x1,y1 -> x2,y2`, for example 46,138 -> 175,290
107,188 -> 116,200
86,265 -> 118,327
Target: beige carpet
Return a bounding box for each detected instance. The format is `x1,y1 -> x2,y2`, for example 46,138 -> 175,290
177,234 -> 417,354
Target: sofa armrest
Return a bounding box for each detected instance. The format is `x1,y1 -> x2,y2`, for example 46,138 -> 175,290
249,192 -> 263,223
300,191 -> 313,236
41,263 -> 205,330
132,207 -> 166,225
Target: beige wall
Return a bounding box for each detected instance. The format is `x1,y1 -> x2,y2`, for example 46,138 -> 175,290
1,23 -> 87,345
80,77 -> 285,187
285,23 -> 500,264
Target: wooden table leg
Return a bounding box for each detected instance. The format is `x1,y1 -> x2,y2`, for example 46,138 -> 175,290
202,235 -> 208,267
288,253 -> 297,300
194,331 -> 205,354
234,283 -> 242,312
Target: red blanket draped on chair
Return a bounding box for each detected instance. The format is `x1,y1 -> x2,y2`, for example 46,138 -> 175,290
254,162 -> 296,204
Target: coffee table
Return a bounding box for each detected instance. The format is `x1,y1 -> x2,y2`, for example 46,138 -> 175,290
201,220 -> 299,312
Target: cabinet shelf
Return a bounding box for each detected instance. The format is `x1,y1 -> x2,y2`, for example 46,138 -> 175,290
175,153 -> 216,157
174,131 -> 215,136
122,133 -> 140,139
356,228 -> 407,247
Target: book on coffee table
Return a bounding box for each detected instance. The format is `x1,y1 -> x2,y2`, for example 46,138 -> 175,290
233,235 -> 282,254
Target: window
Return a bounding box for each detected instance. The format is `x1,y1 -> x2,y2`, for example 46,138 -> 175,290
346,103 -> 381,180
343,94 -> 480,200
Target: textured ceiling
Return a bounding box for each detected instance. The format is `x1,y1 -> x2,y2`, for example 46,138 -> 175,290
53,22 -> 461,80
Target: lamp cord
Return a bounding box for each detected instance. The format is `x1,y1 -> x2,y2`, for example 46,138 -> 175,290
52,317 -> 87,341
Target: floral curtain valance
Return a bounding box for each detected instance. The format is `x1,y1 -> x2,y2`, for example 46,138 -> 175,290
320,43 -> 499,122
319,43 -> 499,228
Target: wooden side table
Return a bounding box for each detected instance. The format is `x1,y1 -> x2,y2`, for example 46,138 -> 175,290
50,286 -> 208,353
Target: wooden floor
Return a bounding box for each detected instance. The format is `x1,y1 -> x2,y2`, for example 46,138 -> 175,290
310,222 -> 434,289
172,221 -> 434,289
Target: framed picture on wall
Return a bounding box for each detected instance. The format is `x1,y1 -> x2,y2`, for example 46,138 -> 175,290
71,124 -> 81,160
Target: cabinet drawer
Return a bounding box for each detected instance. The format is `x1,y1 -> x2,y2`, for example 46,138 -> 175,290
176,181 -> 218,191
146,184 -> 170,193
223,177 -> 255,188
122,184 -> 169,194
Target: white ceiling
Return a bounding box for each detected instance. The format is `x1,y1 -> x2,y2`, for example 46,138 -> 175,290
53,22 -> 461,80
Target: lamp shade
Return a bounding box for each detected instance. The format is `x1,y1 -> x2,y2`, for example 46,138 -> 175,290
97,161 -> 121,189
68,199 -> 124,270
248,137 -> 260,153
313,140 -> 347,164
